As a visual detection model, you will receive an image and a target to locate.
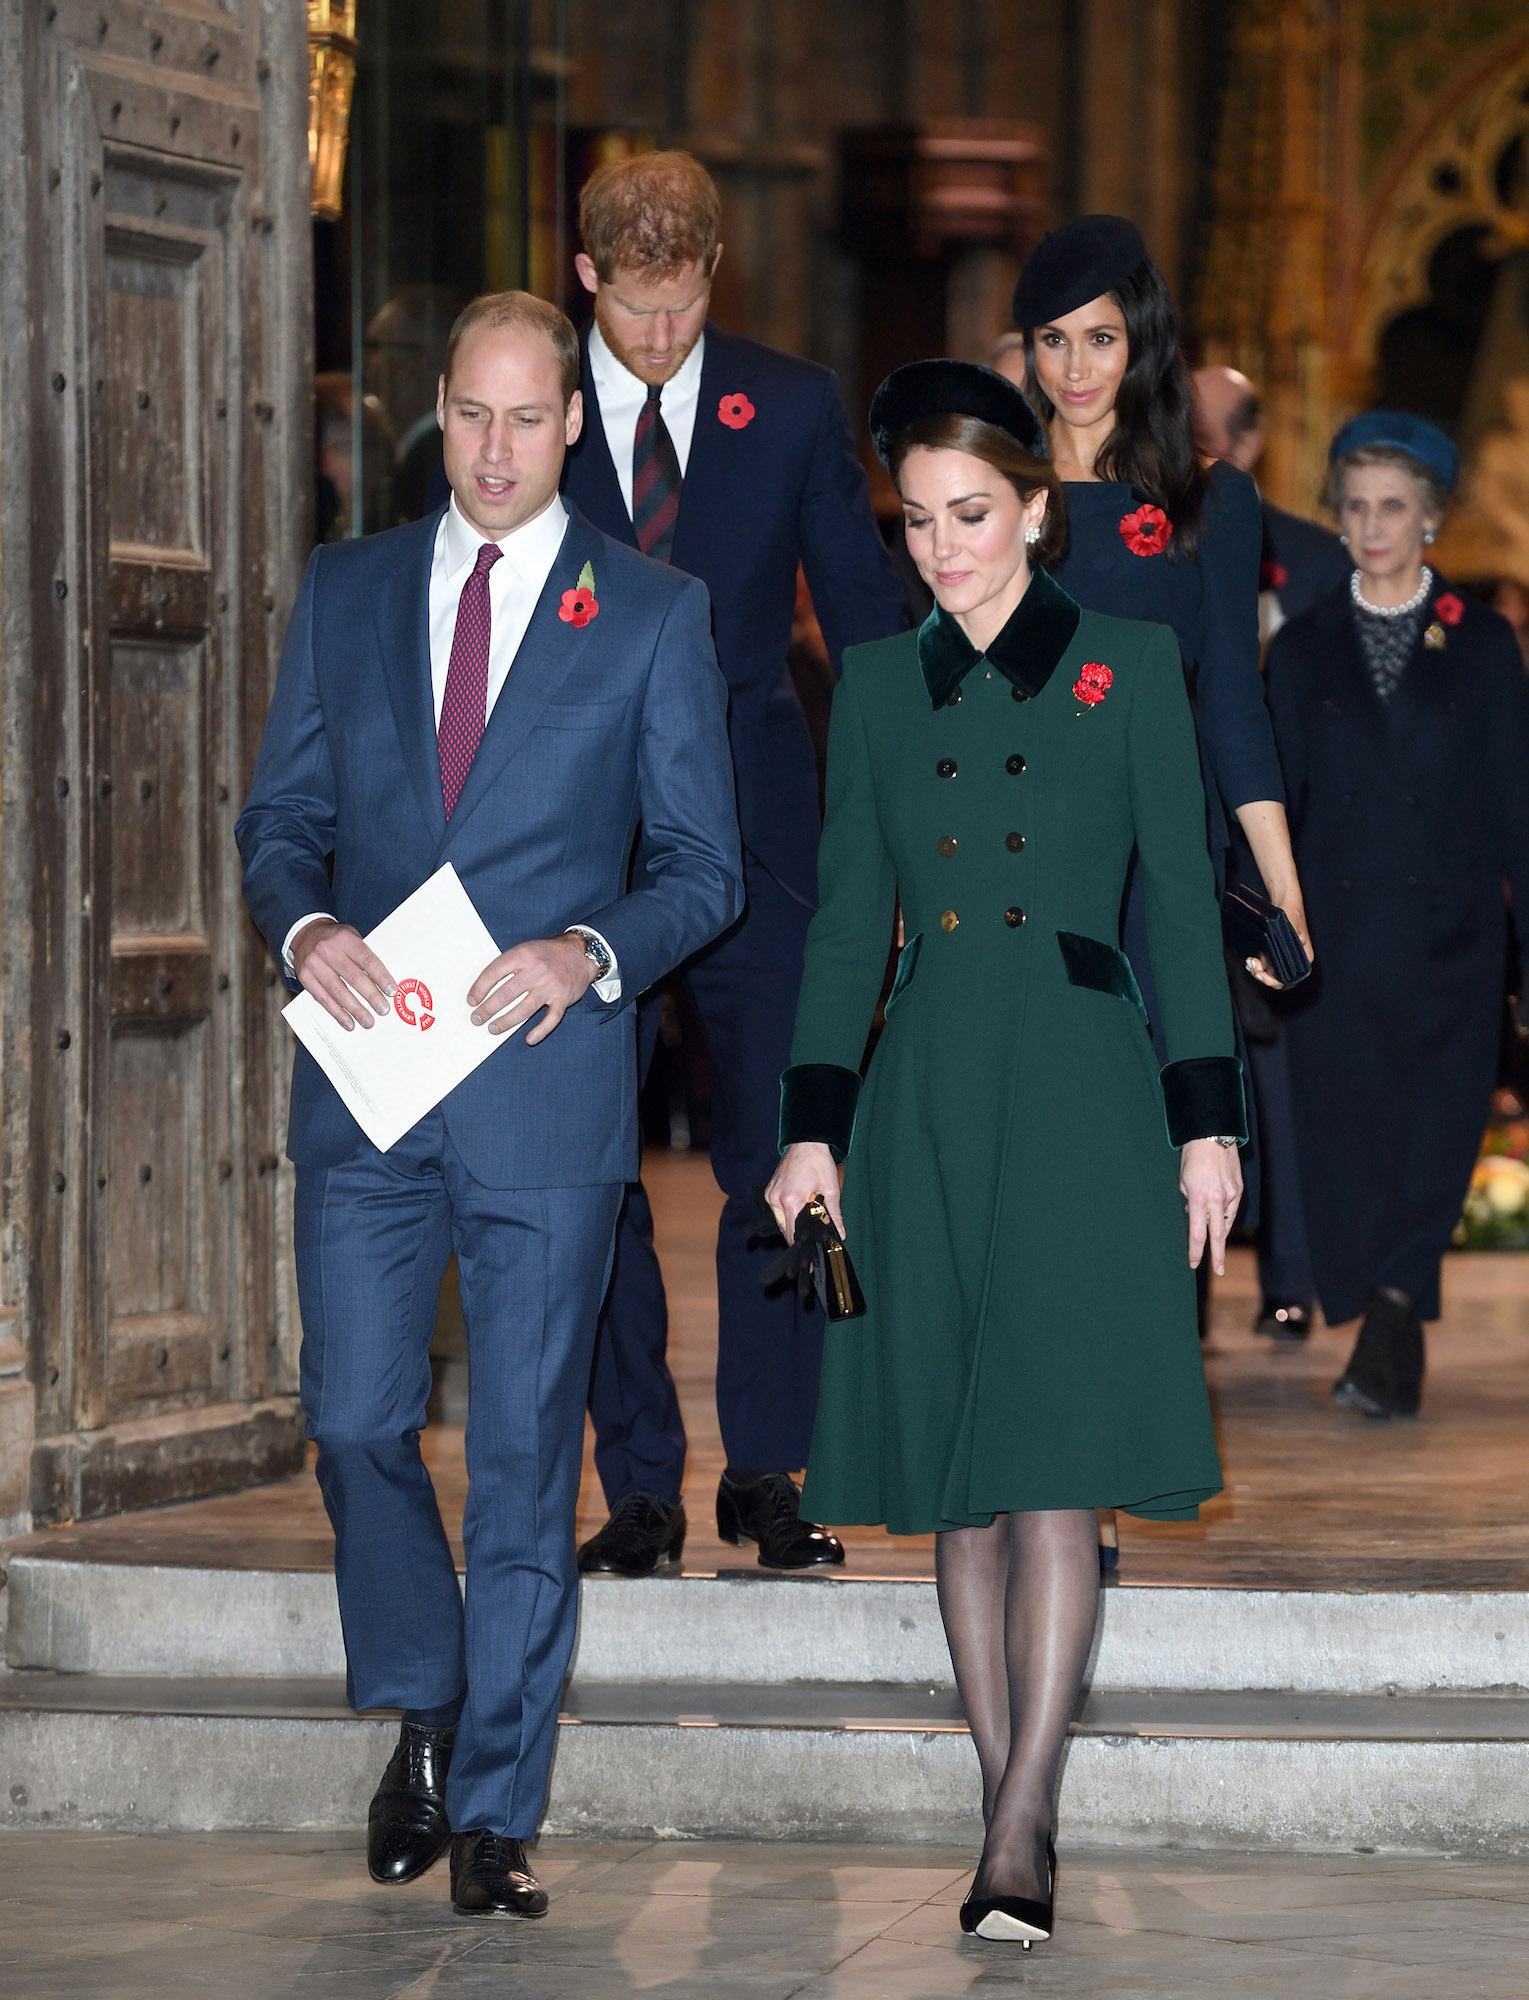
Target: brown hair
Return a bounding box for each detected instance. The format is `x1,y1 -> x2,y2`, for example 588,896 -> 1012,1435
578,150 -> 721,281
890,414 -> 1068,570
442,291 -> 581,407
1323,442 -> 1449,522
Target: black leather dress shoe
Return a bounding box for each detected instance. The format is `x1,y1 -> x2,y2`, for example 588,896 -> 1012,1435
367,1720 -> 454,1883
450,1830 -> 550,1918
1334,1289 -> 1423,1420
577,1492 -> 686,1577
1255,1298 -> 1313,1342
716,1471 -> 844,1570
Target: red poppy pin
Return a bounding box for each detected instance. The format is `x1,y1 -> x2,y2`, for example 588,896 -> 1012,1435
1120,504 -> 1173,557
1073,661 -> 1113,707
558,559 -> 599,627
1261,559 -> 1288,591
1435,591 -> 1464,626
718,392 -> 756,430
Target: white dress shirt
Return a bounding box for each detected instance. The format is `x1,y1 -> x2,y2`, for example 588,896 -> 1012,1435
284,490 -> 619,999
587,323 -> 706,518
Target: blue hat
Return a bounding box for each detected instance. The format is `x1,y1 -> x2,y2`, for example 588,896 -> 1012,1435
1328,410 -> 1459,493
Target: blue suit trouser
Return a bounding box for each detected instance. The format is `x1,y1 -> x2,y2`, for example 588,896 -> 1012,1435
587,857 -> 818,1504
295,1108 -> 622,1838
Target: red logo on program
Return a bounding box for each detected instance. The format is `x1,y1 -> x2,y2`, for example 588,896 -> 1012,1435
394,979 -> 435,1031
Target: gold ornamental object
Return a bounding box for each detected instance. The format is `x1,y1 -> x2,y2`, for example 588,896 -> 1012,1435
308,0 -> 358,221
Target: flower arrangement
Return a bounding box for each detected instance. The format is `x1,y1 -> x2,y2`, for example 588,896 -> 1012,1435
1456,1109 -> 1529,1249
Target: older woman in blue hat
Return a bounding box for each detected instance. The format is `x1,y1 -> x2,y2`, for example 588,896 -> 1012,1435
1265,411 -> 1529,1420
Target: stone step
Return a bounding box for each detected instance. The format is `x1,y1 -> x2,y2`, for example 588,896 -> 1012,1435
3,1670 -> 1527,1853
7,1554 -> 1528,1694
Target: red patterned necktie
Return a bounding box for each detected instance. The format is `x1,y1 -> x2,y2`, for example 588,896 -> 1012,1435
438,540 -> 503,820
632,382 -> 681,561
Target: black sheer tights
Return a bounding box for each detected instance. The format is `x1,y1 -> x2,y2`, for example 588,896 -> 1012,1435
934,1508 -> 1099,1901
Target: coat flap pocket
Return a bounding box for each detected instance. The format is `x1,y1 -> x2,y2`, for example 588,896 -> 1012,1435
1057,930 -> 1146,1014
886,931 -> 923,1012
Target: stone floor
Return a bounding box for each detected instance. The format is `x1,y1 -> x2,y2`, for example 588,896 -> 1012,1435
10,1152 -> 1529,1589
1,1833 -> 1527,1998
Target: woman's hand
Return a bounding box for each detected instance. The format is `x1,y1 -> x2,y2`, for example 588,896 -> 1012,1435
1181,1138 -> 1244,1277
764,1143 -> 845,1245
1233,800 -> 1316,989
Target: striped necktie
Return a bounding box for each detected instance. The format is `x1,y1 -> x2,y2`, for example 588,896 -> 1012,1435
632,382 -> 681,562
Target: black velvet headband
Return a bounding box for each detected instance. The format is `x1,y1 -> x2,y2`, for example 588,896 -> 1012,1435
1012,213 -> 1147,329
869,359 -> 1049,469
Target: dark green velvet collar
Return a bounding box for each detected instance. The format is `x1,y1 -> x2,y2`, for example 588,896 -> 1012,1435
916,566 -> 1082,710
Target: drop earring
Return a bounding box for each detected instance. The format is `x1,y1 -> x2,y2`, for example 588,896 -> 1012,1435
1339,533 -> 1348,547
1423,529 -> 1436,545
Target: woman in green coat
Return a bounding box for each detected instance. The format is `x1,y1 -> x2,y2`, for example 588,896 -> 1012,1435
765,361 -> 1245,1947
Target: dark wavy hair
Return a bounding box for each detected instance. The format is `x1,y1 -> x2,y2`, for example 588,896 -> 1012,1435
1023,256 -> 1209,559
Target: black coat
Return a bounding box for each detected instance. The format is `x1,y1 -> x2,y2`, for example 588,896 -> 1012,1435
562,325 -> 907,906
1265,577 -> 1529,1321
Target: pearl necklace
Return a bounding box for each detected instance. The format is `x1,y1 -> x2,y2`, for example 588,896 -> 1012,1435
1351,565 -> 1433,619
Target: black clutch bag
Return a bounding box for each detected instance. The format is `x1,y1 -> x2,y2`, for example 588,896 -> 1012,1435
1222,883 -> 1312,988
753,1193 -> 867,1321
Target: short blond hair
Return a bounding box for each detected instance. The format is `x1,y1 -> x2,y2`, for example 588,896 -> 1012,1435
443,291 -> 580,405
578,150 -> 721,281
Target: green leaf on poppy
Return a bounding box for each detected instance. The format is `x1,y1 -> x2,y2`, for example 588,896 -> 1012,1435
576,560 -> 596,593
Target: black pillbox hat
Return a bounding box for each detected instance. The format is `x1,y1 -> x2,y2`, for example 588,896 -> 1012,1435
869,359 -> 1049,470
1012,213 -> 1147,329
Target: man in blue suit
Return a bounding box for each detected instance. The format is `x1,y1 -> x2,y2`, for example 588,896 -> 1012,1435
238,292 -> 741,1917
562,152 -> 908,1579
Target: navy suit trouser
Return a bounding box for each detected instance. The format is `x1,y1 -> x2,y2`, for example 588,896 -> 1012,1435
295,1108 -> 621,1837
588,856 -> 818,1504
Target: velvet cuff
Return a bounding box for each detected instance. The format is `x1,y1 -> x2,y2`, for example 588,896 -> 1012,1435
1160,1056 -> 1248,1149
779,1063 -> 863,1163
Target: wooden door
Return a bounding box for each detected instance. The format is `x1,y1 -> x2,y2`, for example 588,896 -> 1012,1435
13,1 -> 312,1519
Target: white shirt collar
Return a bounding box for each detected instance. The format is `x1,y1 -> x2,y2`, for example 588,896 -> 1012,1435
587,320 -> 706,410
439,490 -> 568,589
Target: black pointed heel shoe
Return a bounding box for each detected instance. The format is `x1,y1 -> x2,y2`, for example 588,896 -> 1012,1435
1333,1289 -> 1420,1420
959,1838 -> 1055,1948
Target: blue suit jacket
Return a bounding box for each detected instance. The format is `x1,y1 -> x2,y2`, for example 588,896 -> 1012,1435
237,503 -> 744,1187
561,325 -> 908,904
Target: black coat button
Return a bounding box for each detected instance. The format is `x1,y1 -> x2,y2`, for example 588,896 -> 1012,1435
947,689 -> 962,707
936,835 -> 958,857
1341,793 -> 1356,806
937,758 -> 957,779
1006,754 -> 1025,775
1004,907 -> 1026,927
1005,832 -> 1025,852
1011,685 -> 1027,702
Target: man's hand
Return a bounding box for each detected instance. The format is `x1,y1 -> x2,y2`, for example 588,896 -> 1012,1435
293,919 -> 396,1032
764,1142 -> 845,1245
468,935 -> 595,1047
1181,1138 -> 1244,1278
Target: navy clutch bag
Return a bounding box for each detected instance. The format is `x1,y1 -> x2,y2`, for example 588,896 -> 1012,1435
753,1193 -> 867,1320
1223,883 -> 1312,988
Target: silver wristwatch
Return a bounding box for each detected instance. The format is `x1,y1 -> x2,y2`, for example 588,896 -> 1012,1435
1208,1135 -> 1239,1148
567,927 -> 613,981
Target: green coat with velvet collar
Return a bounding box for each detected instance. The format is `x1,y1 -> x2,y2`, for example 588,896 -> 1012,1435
782,569 -> 1241,1533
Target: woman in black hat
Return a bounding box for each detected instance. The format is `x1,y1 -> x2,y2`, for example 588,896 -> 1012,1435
766,359 -> 1242,1946
1014,215 -> 1307,962
1267,413 -> 1529,1419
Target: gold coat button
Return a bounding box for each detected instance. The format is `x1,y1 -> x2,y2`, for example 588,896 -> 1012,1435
1004,906 -> 1026,928
1005,832 -> 1026,852
941,909 -> 960,932
936,835 -> 958,857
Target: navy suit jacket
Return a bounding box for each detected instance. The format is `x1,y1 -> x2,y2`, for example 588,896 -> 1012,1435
237,503 -> 744,1187
1261,500 -> 1351,621
562,325 -> 908,904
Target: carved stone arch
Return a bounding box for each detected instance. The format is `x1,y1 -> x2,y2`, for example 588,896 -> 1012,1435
1339,33 -> 1529,408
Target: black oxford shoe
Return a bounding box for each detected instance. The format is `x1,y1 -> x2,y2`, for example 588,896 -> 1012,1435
577,1492 -> 686,1577
367,1720 -> 454,1884
716,1471 -> 845,1570
450,1830 -> 550,1918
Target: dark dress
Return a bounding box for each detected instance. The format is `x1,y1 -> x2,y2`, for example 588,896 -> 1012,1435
1261,501 -> 1351,622
1265,576 -> 1529,1324
779,573 -> 1241,1533
1052,461 -> 1283,852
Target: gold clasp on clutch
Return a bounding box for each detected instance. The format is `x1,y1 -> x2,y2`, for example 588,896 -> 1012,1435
807,1196 -> 855,1317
